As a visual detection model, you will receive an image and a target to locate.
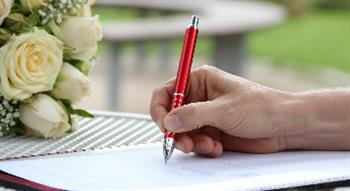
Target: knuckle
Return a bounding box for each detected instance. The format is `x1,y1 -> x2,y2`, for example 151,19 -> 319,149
195,65 -> 213,74
149,99 -> 160,116
149,105 -> 157,118
152,86 -> 162,97
193,65 -> 220,80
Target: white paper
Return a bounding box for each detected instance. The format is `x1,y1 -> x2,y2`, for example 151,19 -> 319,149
0,144 -> 350,191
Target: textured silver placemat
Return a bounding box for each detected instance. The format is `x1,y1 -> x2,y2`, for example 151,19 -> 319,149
0,111 -> 162,161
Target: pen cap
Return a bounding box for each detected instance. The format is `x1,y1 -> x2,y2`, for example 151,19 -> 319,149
189,15 -> 199,29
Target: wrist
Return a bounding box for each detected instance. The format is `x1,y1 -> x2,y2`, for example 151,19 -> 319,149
271,92 -> 307,150
275,91 -> 350,151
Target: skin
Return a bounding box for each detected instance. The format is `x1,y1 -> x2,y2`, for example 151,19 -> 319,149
150,65 -> 350,158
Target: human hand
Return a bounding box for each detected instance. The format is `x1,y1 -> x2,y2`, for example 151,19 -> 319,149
150,65 -> 350,157
150,65 -> 294,157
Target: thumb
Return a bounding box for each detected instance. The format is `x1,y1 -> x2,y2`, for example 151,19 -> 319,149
164,101 -> 222,133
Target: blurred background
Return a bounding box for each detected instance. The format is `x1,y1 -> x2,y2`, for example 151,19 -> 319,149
78,0 -> 350,114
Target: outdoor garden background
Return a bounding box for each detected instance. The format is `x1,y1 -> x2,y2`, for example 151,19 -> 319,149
78,0 -> 350,114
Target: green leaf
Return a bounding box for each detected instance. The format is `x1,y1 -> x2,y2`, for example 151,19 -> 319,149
67,115 -> 73,126
61,99 -> 94,118
61,99 -> 75,114
27,12 -> 41,26
11,1 -> 26,14
43,24 -> 54,35
73,109 -> 94,118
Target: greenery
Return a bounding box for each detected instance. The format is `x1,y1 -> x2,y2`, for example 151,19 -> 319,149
93,7 -> 350,72
93,7 -> 153,22
249,9 -> 350,72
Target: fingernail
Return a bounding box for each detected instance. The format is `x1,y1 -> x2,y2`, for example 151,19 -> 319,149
164,115 -> 182,132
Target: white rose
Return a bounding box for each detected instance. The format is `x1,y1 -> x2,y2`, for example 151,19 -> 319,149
19,94 -> 71,138
0,29 -> 63,100
75,4 -> 92,17
49,15 -> 103,61
52,63 -> 91,104
0,0 -> 13,26
20,0 -> 49,12
67,0 -> 95,17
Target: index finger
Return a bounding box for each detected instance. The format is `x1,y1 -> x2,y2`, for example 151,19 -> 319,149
150,65 -> 220,132
150,78 -> 175,133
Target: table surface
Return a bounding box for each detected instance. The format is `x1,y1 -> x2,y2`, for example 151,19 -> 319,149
0,111 -> 349,190
0,111 -> 162,161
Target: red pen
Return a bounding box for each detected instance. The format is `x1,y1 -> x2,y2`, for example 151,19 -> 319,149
163,15 -> 199,164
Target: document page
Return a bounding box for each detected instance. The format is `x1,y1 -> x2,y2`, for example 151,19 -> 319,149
0,144 -> 350,191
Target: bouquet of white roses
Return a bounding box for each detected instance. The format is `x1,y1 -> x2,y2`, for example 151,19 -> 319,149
0,0 -> 102,138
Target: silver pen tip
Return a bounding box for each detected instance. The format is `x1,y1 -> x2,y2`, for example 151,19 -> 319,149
164,151 -> 168,164
189,15 -> 199,29
163,136 -> 175,164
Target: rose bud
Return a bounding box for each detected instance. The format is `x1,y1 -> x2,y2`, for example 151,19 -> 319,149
52,63 -> 91,104
19,94 -> 71,138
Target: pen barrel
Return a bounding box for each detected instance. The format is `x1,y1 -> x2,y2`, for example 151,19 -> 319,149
170,93 -> 185,110
170,27 -> 199,111
164,16 -> 199,161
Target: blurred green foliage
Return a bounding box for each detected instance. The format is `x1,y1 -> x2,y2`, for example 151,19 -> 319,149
313,0 -> 350,9
94,7 -> 138,22
249,9 -> 350,72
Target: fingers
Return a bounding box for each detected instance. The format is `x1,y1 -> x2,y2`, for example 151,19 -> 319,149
150,79 -> 175,133
164,101 -> 223,133
150,65 -> 227,133
209,141 -> 223,158
175,131 -> 223,158
174,133 -> 193,153
192,134 -> 223,158
176,131 -> 284,156
221,134 -> 283,154
184,66 -> 213,103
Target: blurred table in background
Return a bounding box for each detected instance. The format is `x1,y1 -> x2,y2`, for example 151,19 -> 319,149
95,0 -> 287,109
